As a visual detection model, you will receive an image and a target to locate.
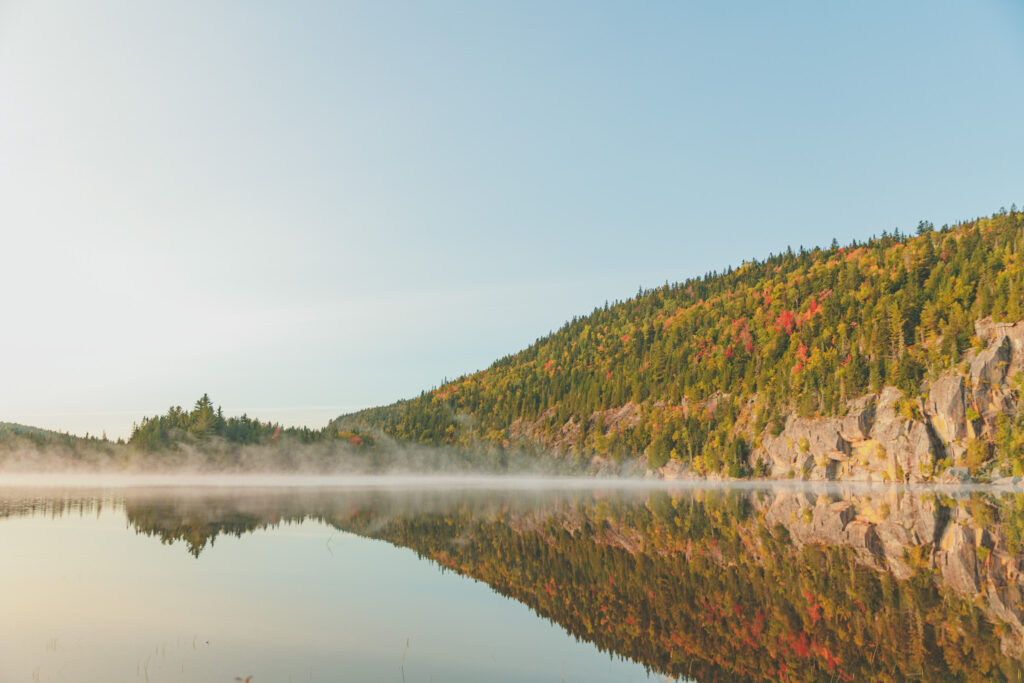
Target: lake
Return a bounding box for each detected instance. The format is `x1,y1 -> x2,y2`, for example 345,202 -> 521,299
2,477 -> 1023,682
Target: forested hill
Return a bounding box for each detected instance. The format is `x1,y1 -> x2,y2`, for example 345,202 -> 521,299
334,208 -> 1024,479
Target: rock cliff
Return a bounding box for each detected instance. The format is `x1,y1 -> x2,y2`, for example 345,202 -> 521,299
748,318 -> 1024,483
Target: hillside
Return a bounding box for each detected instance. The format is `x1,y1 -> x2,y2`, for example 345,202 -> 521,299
334,208 -> 1024,481
0,421 -> 121,468
122,394 -> 383,471
0,396 -> 381,473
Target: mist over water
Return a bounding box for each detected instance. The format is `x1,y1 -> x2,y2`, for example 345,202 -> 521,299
5,481 -> 1024,681
3,467 -> 1022,495
0,472 -> 675,490
0,426 -> 653,480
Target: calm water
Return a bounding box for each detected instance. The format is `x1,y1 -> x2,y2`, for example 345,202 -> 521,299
3,478 -> 1024,682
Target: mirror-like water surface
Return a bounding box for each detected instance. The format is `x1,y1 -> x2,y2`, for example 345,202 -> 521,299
3,479 -> 1024,682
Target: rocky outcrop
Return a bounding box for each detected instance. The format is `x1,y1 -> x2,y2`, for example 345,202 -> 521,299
925,374 -> 969,444
869,387 -> 934,480
760,417 -> 847,479
757,388 -> 939,482
970,335 -> 1014,428
510,403 -> 643,455
839,395 -> 876,441
971,317 -> 1024,428
976,318 -> 1024,376
751,318 -> 1023,482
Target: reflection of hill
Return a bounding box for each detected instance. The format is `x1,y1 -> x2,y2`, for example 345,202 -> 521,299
5,485 -> 1024,680
356,488 -> 1024,681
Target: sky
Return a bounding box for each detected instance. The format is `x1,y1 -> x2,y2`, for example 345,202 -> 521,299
1,1 -> 1023,439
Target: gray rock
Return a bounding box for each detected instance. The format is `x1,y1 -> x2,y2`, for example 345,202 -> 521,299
840,396 -> 876,441
926,373 -> 969,444
975,317 -> 998,342
970,335 -> 1013,425
761,416 -> 849,478
941,466 -> 973,483
658,460 -> 690,480
869,387 -> 936,482
976,317 -> 1024,376
1004,323 -> 1024,377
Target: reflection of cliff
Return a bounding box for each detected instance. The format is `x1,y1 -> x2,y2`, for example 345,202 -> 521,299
11,486 -> 1024,680
363,489 -> 1024,681
762,490 -> 1024,661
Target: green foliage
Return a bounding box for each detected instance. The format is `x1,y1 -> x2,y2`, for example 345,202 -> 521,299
335,210 -> 1024,471
129,394 -> 375,453
726,437 -> 750,478
646,432 -> 671,469
994,412 -> 1024,475
0,422 -> 121,466
895,395 -> 923,421
965,439 -> 991,472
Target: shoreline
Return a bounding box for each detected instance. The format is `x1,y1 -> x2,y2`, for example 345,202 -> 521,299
0,471 -> 1021,492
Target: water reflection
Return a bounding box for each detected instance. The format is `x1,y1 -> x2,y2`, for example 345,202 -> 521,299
3,483 -> 1024,681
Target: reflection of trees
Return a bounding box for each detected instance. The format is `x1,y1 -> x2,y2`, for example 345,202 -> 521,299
357,489 -> 1024,681
129,505 -> 270,557
4,486 -> 1024,680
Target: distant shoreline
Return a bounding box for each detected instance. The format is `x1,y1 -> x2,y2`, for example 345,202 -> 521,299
1,471 -> 1021,493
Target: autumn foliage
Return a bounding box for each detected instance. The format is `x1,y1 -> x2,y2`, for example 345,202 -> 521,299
336,209 -> 1024,475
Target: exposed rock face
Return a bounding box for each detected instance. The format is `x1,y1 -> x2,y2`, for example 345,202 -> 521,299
869,387 -> 936,481
758,388 -> 938,482
1006,322 -> 1024,376
657,459 -> 691,480
925,374 -> 969,444
511,402 -> 643,456
761,417 -> 846,479
839,396 -> 875,441
751,317 -> 1023,482
976,318 -> 1024,377
971,335 -> 1014,427
941,466 -> 973,483
971,317 -> 1024,432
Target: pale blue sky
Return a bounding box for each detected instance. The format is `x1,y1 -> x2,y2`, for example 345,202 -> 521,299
1,1 -> 1022,437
